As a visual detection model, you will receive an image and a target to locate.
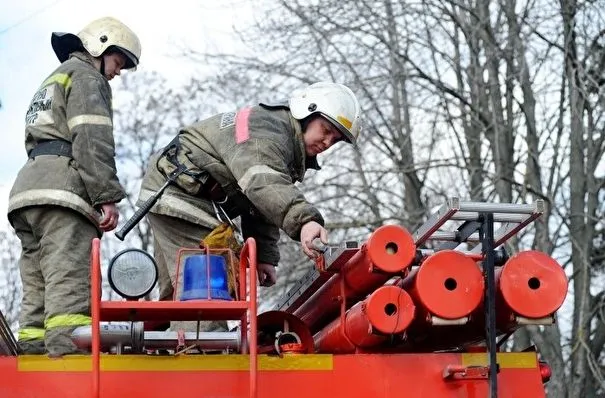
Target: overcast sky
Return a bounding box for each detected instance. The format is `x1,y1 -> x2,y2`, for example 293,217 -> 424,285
0,0 -> 250,228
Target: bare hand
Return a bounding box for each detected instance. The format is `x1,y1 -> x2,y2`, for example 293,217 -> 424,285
257,263 -> 277,287
300,221 -> 328,260
98,203 -> 120,232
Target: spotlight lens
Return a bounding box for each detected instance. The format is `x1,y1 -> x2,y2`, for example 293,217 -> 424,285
108,249 -> 158,299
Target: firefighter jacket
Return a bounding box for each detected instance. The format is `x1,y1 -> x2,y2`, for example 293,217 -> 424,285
138,104 -> 325,266
8,51 -> 126,228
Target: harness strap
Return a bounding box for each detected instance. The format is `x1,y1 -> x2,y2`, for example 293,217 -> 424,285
28,140 -> 73,159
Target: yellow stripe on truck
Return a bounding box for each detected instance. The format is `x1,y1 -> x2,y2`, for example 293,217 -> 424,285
461,352 -> 537,369
19,355 -> 92,372
18,354 -> 333,372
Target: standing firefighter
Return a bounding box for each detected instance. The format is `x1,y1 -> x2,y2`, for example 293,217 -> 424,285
136,82 -> 362,327
8,17 -> 141,356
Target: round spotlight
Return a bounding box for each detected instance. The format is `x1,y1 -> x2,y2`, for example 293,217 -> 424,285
108,249 -> 158,300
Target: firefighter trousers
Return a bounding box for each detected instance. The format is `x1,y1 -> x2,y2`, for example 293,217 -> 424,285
11,206 -> 98,356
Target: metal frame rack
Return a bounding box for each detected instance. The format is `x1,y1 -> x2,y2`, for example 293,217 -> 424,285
89,237 -> 260,398
274,197 -> 544,398
413,198 -> 544,397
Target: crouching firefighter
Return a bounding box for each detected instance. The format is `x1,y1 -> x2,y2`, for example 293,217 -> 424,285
8,17 -> 141,356
129,82 -> 362,331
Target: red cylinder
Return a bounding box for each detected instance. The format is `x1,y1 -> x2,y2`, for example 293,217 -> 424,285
498,250 -> 568,319
392,250 -> 568,352
399,250 -> 485,320
293,225 -> 416,332
314,285 -> 415,353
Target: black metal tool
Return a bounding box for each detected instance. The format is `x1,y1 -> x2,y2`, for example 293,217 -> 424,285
115,164 -> 187,241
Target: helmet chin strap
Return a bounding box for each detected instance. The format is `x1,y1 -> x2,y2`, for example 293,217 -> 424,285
99,56 -> 106,77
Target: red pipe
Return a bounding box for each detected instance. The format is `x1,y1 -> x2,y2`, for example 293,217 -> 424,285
398,250 -> 485,320
293,225 -> 416,332
90,238 -> 101,398
240,238 -> 258,398
393,250 -> 568,352
314,285 -> 415,353
497,250 -> 567,319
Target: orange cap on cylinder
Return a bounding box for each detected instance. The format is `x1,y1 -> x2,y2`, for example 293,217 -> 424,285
499,251 -> 568,318
363,285 -> 416,334
366,224 -> 416,273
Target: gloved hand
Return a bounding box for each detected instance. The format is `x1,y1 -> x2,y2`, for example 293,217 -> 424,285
300,221 -> 328,260
98,202 -> 120,232
257,263 -> 277,287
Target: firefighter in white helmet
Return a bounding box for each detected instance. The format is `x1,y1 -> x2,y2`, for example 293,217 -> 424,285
8,17 -> 141,356
135,81 -> 361,332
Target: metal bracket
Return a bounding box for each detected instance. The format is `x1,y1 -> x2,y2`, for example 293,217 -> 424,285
273,241 -> 360,312
443,364 -> 493,380
516,315 -> 555,325
412,197 -> 544,250
429,315 -> 470,326
413,198 -> 542,398
0,309 -> 18,356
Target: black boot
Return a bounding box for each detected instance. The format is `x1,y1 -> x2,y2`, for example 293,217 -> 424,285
18,340 -> 46,354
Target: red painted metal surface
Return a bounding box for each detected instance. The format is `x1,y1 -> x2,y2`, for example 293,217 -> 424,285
91,238 -> 101,397
314,285 -> 415,353
0,352 -> 547,398
293,225 -> 416,332
1,212 -> 558,398
0,238 -> 554,398
98,301 -> 250,321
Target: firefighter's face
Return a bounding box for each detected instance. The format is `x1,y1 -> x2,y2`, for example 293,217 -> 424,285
102,53 -> 127,81
303,117 -> 344,156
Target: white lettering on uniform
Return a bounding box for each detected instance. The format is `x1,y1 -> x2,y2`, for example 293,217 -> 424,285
25,86 -> 55,125
220,112 -> 236,129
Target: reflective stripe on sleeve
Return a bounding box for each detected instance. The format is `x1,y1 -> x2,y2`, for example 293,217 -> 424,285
237,165 -> 288,192
235,107 -> 252,144
18,327 -> 45,341
45,314 -> 91,330
67,114 -> 112,130
41,73 -> 73,91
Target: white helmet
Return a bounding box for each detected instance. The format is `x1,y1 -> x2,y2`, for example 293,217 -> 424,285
51,17 -> 141,70
289,82 -> 362,144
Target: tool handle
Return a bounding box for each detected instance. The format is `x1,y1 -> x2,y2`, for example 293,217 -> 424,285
115,181 -> 170,241
311,238 -> 328,253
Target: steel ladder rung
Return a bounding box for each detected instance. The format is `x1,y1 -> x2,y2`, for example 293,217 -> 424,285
413,197 -> 544,247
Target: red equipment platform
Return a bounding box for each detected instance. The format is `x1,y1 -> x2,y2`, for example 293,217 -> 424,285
0,351 -> 548,397
0,198 -> 559,398
91,237 -> 258,398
